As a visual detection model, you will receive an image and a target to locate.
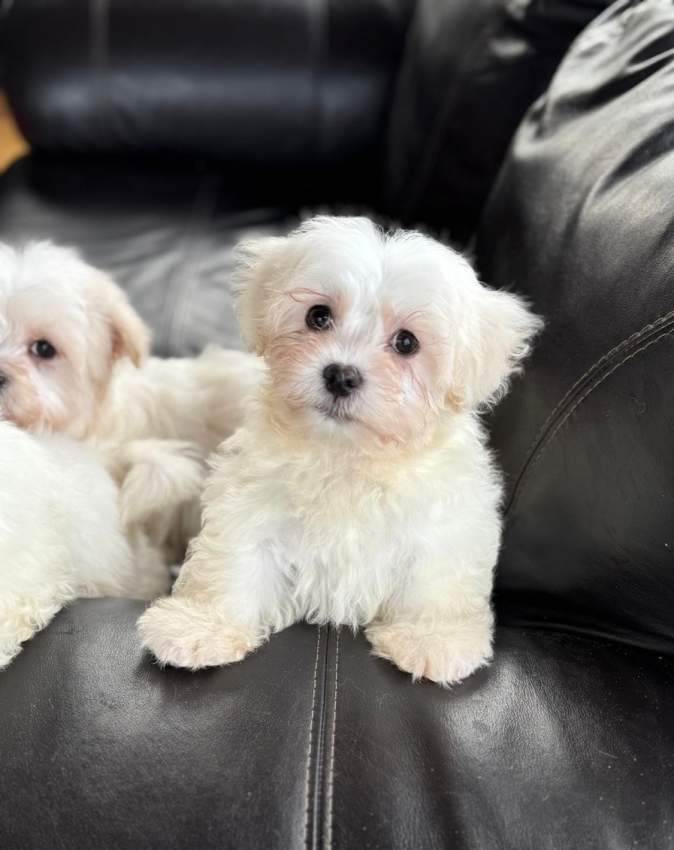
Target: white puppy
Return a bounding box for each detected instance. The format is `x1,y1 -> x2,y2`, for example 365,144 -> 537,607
0,421 -> 169,669
138,216 -> 543,685
0,241 -> 263,555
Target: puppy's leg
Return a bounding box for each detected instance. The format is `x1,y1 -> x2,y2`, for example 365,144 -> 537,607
366,559 -> 495,686
137,534 -> 291,671
114,439 -> 206,530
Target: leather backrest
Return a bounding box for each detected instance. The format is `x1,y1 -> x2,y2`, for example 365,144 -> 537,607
477,0 -> 674,649
0,0 -> 412,191
386,0 -> 611,244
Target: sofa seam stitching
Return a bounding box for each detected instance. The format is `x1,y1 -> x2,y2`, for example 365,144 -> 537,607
323,630 -> 340,850
89,0 -> 110,124
510,309 -> 674,504
303,626 -> 323,850
309,0 -> 327,161
509,323 -> 674,514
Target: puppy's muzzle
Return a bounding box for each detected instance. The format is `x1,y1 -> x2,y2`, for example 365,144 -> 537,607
323,363 -> 363,398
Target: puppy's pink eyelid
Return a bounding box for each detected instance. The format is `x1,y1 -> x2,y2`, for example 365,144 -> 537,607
285,288 -> 331,304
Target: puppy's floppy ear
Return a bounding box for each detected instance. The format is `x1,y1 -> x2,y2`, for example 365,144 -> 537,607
452,284 -> 543,410
95,272 -> 151,367
231,236 -> 287,355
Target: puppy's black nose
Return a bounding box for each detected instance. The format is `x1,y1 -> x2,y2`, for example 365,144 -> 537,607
0,373 -> 7,392
323,363 -> 363,398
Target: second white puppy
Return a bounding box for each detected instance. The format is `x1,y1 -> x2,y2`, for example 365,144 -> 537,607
0,242 -> 263,555
139,216 -> 542,685
0,421 -> 169,669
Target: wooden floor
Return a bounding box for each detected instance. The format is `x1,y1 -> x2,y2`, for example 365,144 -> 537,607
0,92 -> 28,171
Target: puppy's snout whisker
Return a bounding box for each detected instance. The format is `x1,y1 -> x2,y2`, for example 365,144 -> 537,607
323,363 -> 363,398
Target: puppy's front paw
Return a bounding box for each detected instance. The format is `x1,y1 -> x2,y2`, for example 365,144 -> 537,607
137,597 -> 260,670
366,613 -> 493,686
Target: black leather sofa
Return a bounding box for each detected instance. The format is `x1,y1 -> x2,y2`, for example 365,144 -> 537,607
1,1 -> 672,848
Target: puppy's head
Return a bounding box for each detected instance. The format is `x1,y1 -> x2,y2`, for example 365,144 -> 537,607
233,216 -> 543,450
0,242 -> 150,435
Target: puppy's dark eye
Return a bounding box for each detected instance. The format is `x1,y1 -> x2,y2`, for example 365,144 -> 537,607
306,304 -> 332,331
30,339 -> 57,360
392,329 -> 419,357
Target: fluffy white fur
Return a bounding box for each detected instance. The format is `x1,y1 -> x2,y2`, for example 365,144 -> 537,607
0,241 -> 264,557
0,421 -> 169,669
139,216 -> 543,685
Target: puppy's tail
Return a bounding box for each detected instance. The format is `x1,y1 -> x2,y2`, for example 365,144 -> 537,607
116,439 -> 206,530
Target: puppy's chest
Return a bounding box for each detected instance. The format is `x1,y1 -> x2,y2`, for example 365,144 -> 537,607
288,468 -> 413,539
277,466 -> 437,625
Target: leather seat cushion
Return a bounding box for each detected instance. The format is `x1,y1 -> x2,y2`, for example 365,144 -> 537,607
0,599 -> 671,850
